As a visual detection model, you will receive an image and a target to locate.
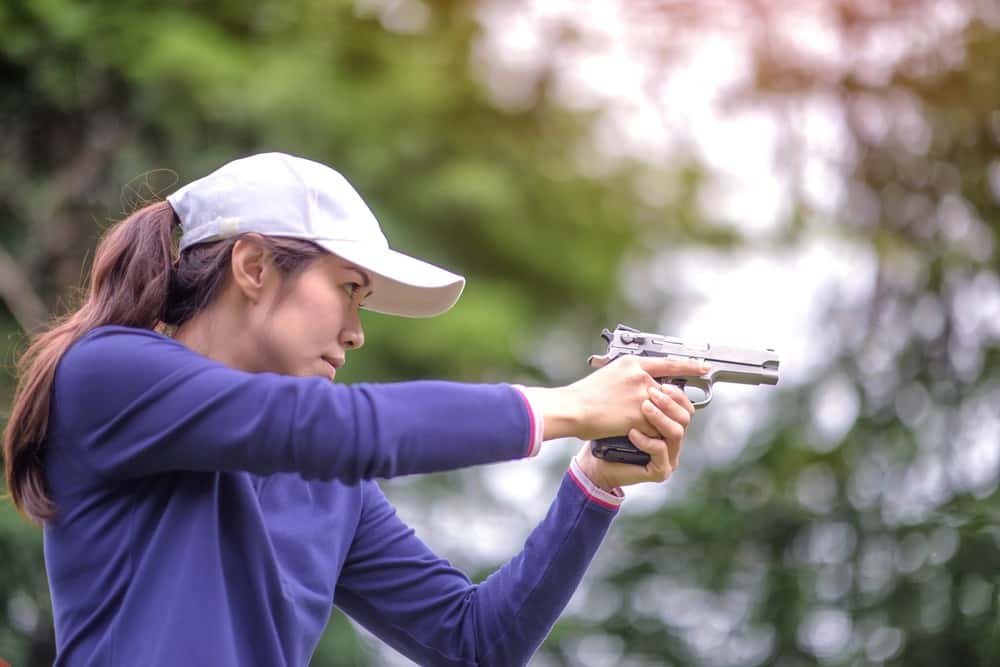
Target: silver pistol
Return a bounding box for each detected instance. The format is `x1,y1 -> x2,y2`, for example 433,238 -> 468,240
589,324 -> 780,465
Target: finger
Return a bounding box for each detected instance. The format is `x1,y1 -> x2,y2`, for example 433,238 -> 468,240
637,356 -> 712,380
639,400 -> 685,468
628,428 -> 672,481
651,384 -> 694,422
668,433 -> 683,471
642,397 -> 686,443
635,398 -> 663,438
664,419 -> 683,471
663,383 -> 696,416
641,397 -> 685,470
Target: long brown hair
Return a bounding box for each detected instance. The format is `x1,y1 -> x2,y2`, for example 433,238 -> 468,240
3,200 -> 325,523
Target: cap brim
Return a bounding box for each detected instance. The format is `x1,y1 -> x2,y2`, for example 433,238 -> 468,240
317,241 -> 465,318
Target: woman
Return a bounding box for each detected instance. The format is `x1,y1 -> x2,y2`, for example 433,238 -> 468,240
2,153 -> 706,666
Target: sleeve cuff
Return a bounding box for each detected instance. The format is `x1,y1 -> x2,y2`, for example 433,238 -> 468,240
568,456 -> 624,510
511,385 -> 544,458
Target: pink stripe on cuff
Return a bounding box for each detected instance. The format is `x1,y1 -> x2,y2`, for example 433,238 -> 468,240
511,385 -> 543,457
568,457 -> 624,510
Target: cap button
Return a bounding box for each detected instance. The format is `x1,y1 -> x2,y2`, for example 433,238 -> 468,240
215,216 -> 241,237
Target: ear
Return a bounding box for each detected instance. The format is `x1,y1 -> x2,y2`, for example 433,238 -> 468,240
229,236 -> 273,303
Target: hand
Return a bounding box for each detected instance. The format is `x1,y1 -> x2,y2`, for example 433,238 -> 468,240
567,355 -> 707,442
517,355 -> 707,441
573,382 -> 695,489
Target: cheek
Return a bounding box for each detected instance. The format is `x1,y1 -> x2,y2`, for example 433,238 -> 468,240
240,294 -> 314,375
289,282 -> 344,333
265,280 -> 345,353
248,315 -> 299,374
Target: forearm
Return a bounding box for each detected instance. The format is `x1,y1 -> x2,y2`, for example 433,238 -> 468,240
334,466 -> 620,667
471,467 -> 620,665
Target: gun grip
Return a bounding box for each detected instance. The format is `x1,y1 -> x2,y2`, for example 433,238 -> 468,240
591,436 -> 650,466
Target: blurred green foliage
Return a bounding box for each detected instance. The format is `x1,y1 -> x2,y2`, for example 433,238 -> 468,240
3,1 -> 1000,667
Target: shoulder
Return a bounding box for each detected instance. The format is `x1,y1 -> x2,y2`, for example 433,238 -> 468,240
68,324 -> 177,355
56,325 -> 203,392
63,326 -> 190,363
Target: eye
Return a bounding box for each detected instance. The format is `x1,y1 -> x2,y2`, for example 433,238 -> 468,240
343,282 -> 362,297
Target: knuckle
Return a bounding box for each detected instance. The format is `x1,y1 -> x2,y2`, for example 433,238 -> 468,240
623,356 -> 643,373
654,419 -> 670,437
668,422 -> 685,441
661,388 -> 677,403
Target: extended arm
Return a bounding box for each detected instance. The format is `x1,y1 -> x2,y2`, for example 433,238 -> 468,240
50,327 -> 535,483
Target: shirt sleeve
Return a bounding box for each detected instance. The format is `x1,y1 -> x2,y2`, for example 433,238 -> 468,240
333,473 -> 619,667
568,456 -> 624,509
510,385 -> 544,457
49,327 -> 536,483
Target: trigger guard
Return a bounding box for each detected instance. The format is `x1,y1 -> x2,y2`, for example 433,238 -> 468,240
662,377 -> 713,409
692,383 -> 712,409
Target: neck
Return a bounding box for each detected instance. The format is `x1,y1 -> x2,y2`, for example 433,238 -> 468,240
173,302 -> 253,372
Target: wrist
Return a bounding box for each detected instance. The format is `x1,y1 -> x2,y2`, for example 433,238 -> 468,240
569,452 -> 625,509
517,386 -> 582,441
573,446 -> 618,494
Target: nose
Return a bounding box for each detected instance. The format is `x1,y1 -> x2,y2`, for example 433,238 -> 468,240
340,322 -> 365,350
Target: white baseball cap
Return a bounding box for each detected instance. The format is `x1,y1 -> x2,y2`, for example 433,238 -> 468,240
166,152 -> 465,318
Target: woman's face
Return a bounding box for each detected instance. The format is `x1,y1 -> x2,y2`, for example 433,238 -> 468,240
248,253 -> 371,381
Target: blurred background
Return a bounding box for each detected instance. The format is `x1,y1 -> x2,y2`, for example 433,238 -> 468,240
2,0 -> 1000,665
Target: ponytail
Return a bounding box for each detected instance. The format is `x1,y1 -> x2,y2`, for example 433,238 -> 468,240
3,201 -> 177,522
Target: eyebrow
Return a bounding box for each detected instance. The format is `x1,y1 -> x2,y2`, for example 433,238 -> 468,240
344,266 -> 371,288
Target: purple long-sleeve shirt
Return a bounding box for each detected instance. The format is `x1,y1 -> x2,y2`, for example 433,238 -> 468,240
42,326 -> 619,666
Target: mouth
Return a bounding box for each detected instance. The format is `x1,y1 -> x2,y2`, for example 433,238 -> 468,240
322,356 -> 345,380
